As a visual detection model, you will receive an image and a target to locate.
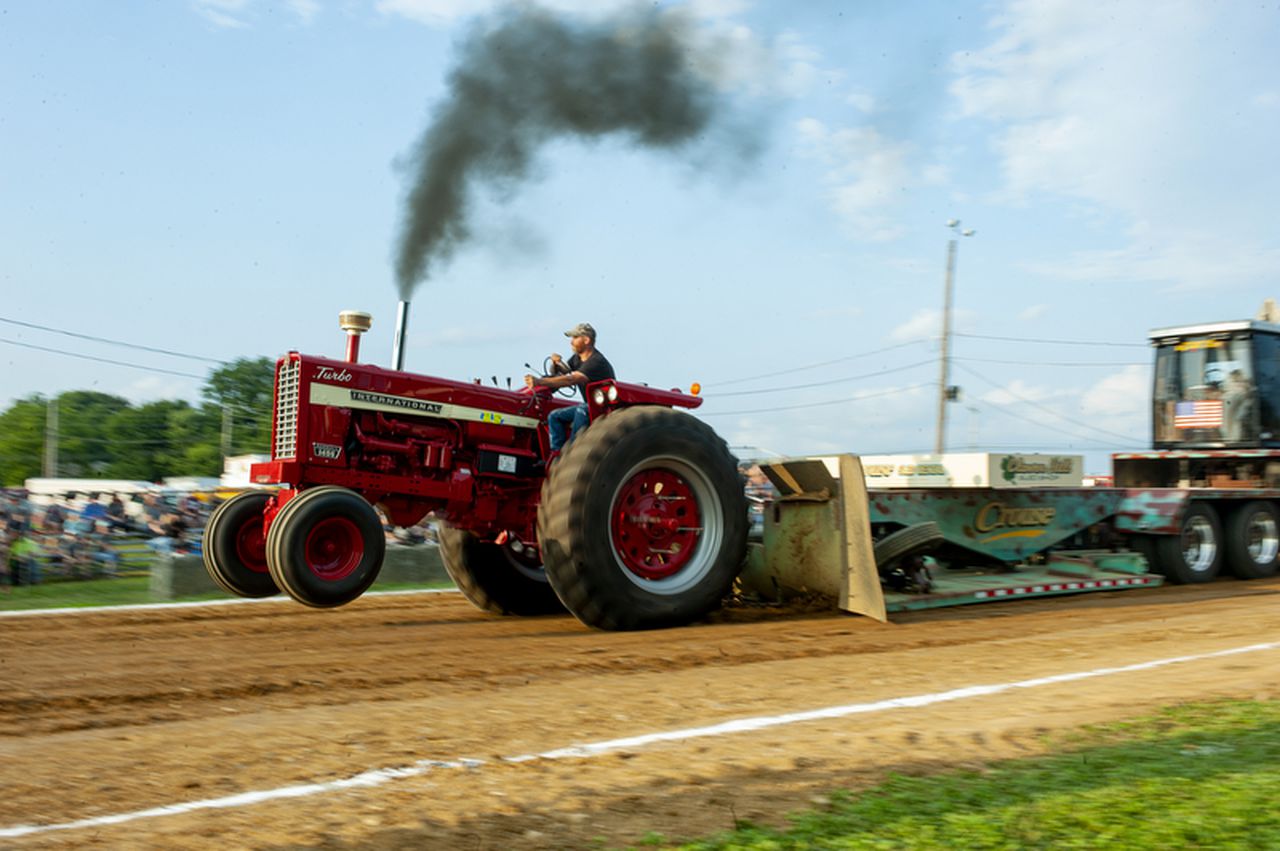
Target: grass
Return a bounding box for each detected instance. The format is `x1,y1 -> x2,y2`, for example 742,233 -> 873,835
0,575 -> 454,610
653,699 -> 1280,850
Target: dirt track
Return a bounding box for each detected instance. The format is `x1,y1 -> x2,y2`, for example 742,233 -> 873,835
2,578 -> 1279,849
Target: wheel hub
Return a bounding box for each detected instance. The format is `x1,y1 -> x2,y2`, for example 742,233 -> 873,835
234,519 -> 269,574
304,516 -> 364,581
611,469 -> 702,580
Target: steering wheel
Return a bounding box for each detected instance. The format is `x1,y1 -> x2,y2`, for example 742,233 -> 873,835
542,356 -> 578,399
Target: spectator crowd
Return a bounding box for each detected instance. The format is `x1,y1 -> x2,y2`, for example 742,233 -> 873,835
1,488 -> 216,588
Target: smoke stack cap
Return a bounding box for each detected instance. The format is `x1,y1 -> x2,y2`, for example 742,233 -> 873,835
339,311 -> 373,334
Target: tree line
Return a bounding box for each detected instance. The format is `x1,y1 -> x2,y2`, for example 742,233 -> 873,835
0,358 -> 276,486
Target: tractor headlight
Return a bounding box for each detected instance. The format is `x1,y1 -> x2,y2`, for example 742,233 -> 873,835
592,388 -> 606,405
606,384 -> 618,403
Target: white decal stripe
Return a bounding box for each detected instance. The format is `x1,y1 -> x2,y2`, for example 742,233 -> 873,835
308,383 -> 540,430
2,641 -> 1276,838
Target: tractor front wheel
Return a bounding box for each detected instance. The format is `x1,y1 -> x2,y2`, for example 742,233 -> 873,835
438,524 -> 566,616
203,490 -> 278,598
537,406 -> 747,630
266,487 -> 385,608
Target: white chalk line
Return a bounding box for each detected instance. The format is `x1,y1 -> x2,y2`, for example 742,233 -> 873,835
0,587 -> 457,619
2,639 -> 1276,840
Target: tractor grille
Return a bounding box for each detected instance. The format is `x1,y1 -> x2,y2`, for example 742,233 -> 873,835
273,359 -> 301,460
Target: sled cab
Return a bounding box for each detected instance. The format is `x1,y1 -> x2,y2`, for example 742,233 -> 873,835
1150,318 -> 1280,449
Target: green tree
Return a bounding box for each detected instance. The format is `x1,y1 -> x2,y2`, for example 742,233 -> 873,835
52,391 -> 132,477
163,404 -> 223,477
0,356 -> 276,485
202,357 -> 275,455
0,395 -> 48,485
103,400 -> 197,481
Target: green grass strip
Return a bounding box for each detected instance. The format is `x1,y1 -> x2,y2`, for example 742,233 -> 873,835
660,699 -> 1280,850
0,575 -> 453,610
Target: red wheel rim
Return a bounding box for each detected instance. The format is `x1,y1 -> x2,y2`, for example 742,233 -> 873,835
234,517 -> 269,574
303,516 -> 364,581
610,468 -> 702,580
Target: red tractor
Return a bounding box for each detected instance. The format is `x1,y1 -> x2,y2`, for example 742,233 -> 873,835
202,311 -> 747,630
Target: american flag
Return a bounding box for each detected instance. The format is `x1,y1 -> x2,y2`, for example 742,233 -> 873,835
1174,400 -> 1224,429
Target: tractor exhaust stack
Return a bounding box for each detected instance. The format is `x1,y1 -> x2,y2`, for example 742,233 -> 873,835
392,300 -> 410,371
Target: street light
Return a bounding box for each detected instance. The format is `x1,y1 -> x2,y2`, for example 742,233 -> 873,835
935,219 -> 975,455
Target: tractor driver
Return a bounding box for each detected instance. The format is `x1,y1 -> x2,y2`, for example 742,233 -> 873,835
524,322 -> 615,453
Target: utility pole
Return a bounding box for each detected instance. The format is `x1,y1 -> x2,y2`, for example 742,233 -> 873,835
221,404 -> 233,459
43,397 -> 59,477
935,220 -> 975,455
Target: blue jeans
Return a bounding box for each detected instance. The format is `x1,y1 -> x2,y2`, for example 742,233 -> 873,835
548,404 -> 590,452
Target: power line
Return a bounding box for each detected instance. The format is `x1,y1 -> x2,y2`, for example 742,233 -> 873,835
964,397 -> 1131,448
0,316 -> 226,363
954,332 -> 1147,348
705,339 -> 931,389
955,356 -> 1148,368
954,361 -> 1141,444
708,359 -> 935,398
0,338 -> 208,380
702,382 -> 932,417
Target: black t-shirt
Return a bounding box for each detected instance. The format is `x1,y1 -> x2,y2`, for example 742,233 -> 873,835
568,350 -> 615,402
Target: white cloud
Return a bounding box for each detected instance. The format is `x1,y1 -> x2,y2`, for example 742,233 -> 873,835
377,0 -> 749,27
1018,304 -> 1048,321
979,378 -> 1056,406
888,308 -> 976,343
194,0 -> 250,28
285,0 -> 319,22
797,118 -> 917,241
845,90 -> 875,113
193,0 -> 318,27
950,0 -> 1280,291
1080,364 -> 1148,418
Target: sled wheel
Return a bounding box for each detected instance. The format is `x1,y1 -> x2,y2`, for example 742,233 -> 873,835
1154,502 -> 1223,584
1225,500 -> 1280,579
202,490 -> 279,598
266,486 -> 385,608
438,524 -> 566,615
537,406 -> 747,630
873,522 -> 944,569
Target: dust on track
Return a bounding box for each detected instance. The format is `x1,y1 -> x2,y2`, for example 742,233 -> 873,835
3,579 -> 1278,848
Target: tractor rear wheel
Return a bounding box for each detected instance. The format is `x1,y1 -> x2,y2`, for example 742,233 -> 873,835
1225,500 -> 1280,579
537,406 -> 747,630
266,486 -> 385,608
438,524 -> 566,615
203,490 -> 278,598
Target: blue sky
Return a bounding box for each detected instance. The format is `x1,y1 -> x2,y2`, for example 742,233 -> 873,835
2,0 -> 1278,472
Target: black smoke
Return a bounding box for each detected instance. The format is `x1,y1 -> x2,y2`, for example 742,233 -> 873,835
394,4 -> 746,297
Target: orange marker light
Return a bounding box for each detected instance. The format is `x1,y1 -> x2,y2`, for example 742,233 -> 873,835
690,382 -> 701,396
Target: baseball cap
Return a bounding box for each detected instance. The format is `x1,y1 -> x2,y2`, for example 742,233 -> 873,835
564,322 -> 596,340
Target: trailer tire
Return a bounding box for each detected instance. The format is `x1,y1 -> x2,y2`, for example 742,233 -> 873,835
266,486 -> 385,608
438,525 -> 566,616
537,406 -> 747,631
873,522 -> 944,569
1225,500 -> 1280,579
1154,502 -> 1223,584
203,490 -> 279,598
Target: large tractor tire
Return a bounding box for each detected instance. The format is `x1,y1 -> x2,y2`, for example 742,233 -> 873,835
873,522 -> 944,569
202,490 -> 279,598
1152,502 -> 1223,584
537,406 -> 748,631
438,524 -> 566,616
266,486 -> 385,608
1224,500 -> 1280,579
